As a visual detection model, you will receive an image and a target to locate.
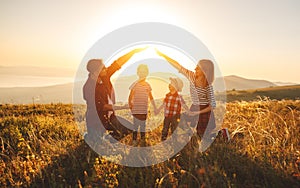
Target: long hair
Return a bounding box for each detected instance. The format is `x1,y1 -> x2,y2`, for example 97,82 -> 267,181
198,59 -> 215,85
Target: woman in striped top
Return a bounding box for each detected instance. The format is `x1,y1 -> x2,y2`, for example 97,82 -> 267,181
156,50 -> 216,137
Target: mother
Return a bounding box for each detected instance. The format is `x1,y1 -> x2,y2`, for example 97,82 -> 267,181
83,48 -> 145,141
156,50 -> 216,137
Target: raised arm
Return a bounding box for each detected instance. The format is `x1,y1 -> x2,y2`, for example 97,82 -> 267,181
156,49 -> 195,80
115,47 -> 147,67
156,49 -> 183,71
106,47 -> 147,78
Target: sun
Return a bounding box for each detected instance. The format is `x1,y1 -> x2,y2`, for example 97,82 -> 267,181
107,43 -> 197,80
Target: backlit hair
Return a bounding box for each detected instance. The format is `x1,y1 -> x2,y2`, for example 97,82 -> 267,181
86,59 -> 104,73
198,59 -> 215,84
137,64 -> 149,75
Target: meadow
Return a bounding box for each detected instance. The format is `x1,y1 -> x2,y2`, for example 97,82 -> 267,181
224,85 -> 300,102
0,98 -> 300,187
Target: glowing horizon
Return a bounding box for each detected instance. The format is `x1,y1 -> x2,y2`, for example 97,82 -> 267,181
1,1 -> 300,83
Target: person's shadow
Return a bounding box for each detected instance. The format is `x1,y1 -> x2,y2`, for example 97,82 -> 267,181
29,132 -> 300,187
29,140 -> 99,187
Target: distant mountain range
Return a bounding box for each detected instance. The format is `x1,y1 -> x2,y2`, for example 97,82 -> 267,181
0,71 -> 298,104
214,75 -> 277,90
0,83 -> 74,104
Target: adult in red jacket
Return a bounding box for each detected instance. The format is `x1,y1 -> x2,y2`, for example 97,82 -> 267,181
83,48 -> 145,142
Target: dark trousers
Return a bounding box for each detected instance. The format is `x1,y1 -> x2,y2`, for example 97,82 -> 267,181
189,104 -> 216,137
107,114 -> 134,141
132,114 -> 147,141
161,114 -> 180,141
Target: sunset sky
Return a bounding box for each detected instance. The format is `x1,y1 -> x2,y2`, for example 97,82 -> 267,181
1,0 -> 300,83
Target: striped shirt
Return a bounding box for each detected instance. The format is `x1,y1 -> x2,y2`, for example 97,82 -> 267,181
180,67 -> 216,108
129,80 -> 152,114
164,92 -> 186,117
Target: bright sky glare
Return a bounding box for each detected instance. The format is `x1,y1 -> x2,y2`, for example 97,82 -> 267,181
1,0 -> 300,83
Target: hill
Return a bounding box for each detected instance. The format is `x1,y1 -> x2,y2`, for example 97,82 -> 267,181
0,73 -> 299,104
214,75 -> 277,90
225,84 -> 300,102
0,83 -> 74,104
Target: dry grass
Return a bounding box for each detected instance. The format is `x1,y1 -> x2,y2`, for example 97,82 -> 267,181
0,99 -> 299,187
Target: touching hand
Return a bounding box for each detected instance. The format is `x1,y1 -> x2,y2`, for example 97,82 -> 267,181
133,47 -> 148,53
188,111 -> 198,116
155,49 -> 165,57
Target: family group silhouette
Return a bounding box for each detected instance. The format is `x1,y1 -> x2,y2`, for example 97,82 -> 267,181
83,47 -> 217,149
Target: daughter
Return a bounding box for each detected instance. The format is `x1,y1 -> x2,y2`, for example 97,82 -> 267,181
156,50 -> 216,137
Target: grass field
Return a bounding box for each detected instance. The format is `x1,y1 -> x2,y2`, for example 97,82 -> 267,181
0,97 -> 300,187
224,85 -> 300,102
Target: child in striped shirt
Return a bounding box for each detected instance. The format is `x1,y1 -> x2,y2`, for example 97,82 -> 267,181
156,77 -> 189,141
128,64 -> 157,146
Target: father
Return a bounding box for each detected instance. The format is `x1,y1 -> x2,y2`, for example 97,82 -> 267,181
83,48 -> 145,142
